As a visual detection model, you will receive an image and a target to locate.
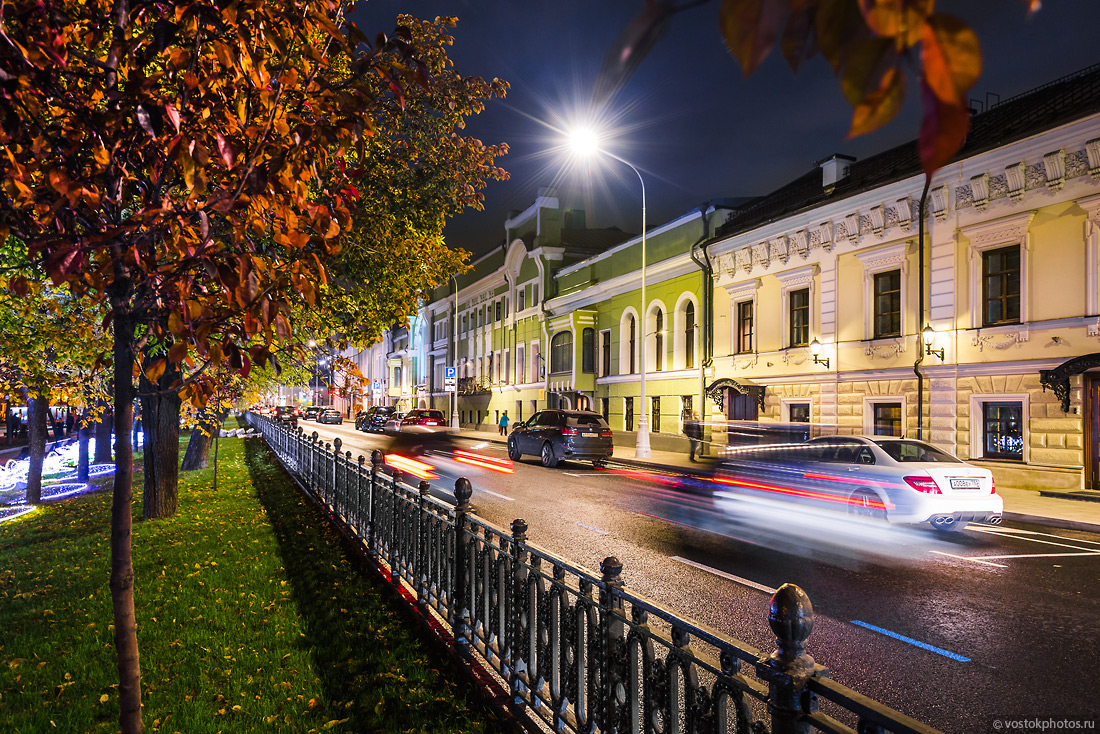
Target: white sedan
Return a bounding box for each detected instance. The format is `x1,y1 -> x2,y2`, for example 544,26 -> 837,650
714,436 -> 1003,531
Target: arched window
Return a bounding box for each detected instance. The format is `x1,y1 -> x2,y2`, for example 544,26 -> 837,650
550,331 -> 573,373
654,309 -> 664,371
685,302 -> 696,369
581,328 -> 595,373
628,315 -> 636,373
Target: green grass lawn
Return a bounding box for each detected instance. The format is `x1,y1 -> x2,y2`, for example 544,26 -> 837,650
0,433 -> 508,733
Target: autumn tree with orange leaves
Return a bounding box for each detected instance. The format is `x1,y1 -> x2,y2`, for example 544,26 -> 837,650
0,2 -> 506,732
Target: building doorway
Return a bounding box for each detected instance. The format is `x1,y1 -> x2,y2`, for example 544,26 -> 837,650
1086,374 -> 1100,489
726,389 -> 759,420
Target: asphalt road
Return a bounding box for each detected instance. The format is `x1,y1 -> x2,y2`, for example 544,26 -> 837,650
298,419 -> 1100,733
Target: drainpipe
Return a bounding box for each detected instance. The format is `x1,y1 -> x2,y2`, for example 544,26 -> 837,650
915,177 -> 931,441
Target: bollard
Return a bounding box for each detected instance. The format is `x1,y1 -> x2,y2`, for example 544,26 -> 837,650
756,583 -> 816,734
452,477 -> 474,659
417,480 -> 431,609
509,519 -> 529,711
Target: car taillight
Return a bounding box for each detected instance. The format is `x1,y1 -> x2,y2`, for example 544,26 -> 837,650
990,478 -> 997,495
600,429 -> 613,437
562,426 -> 578,436
904,476 -> 941,494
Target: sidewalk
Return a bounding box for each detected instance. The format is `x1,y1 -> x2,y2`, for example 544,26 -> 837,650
454,425 -> 1100,534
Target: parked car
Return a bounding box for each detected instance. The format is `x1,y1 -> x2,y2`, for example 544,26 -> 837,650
303,406 -> 322,420
382,412 -> 406,434
357,406 -> 396,432
714,436 -> 1003,531
273,405 -> 298,429
507,410 -> 613,468
400,409 -> 446,429
317,408 -> 343,425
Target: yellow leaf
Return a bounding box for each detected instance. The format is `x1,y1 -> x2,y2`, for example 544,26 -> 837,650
99,693 -> 109,703
9,659 -> 24,668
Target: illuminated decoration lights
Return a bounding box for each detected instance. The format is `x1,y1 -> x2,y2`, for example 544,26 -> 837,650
0,506 -> 37,523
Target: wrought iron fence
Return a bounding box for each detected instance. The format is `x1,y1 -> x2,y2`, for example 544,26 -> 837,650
247,413 -> 941,734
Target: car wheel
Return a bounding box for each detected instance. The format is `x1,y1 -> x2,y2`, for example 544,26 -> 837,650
540,442 -> 559,468
507,438 -> 521,461
593,459 -> 607,468
847,489 -> 886,521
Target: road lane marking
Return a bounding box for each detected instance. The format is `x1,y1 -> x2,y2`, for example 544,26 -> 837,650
669,556 -> 777,594
965,528 -> 1100,553
969,525 -> 1100,547
437,486 -> 515,502
929,551 -> 1008,568
849,621 -> 970,662
575,522 -> 609,535
563,472 -> 614,477
971,551 -> 1100,560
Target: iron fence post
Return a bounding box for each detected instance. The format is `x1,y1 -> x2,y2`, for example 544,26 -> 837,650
452,477 -> 474,660
756,583 -> 817,734
343,451 -> 352,520
389,469 -> 402,588
369,450 -> 382,556
331,437 -> 342,511
509,518 -> 529,712
310,432 -> 319,493
417,480 -> 431,611
599,556 -> 627,734
356,455 -> 365,537
295,427 -> 303,479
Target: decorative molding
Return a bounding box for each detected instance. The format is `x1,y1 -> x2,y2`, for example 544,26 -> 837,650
1088,319 -> 1100,338
864,341 -> 905,360
1039,353 -> 1100,413
893,196 -> 912,231
970,173 -> 990,212
1082,193 -> 1100,318
960,210 -> 1036,247
844,212 -> 860,244
815,221 -> 834,252
1005,161 -> 1026,201
854,240 -> 909,269
752,240 -> 771,269
774,264 -> 818,288
734,353 -> 759,370
930,185 -> 950,221
1087,138 -> 1100,181
971,329 -> 1029,351
869,205 -> 885,237
791,229 -> 809,259
1043,149 -> 1066,191
723,278 -> 762,300
781,349 -> 809,366
772,234 -> 790,264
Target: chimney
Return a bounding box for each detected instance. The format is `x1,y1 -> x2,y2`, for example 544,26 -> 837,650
817,154 -> 857,190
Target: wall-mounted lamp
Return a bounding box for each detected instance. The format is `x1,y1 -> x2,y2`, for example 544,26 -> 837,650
922,325 -> 945,361
809,338 -> 830,369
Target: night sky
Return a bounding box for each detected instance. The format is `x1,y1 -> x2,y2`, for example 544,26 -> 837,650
353,1 -> 1100,256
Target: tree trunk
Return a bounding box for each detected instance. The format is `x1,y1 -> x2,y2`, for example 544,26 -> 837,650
25,394 -> 48,505
94,404 -> 114,463
108,300 -> 143,734
49,408 -> 64,441
77,412 -> 92,484
180,425 -> 213,471
5,405 -> 13,446
140,362 -> 180,520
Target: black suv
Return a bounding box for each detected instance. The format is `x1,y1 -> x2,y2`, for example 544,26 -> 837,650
303,406 -> 322,420
357,405 -> 395,433
273,405 -> 298,429
507,410 -> 613,468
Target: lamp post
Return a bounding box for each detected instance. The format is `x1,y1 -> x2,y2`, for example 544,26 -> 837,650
451,274 -> 460,429
569,129 -> 650,457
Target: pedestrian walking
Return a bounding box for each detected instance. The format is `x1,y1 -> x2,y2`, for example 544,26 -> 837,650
498,410 -> 510,436
684,410 -> 702,462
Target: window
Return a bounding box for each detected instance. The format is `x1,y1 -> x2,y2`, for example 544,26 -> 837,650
517,345 -> 526,383
983,402 -> 1024,460
601,398 -> 609,421
531,342 -> 541,380
620,313 -> 637,374
983,245 -> 1021,326
582,328 -> 595,373
789,288 -> 810,347
477,310 -> 483,328
503,348 -> 510,383
873,270 -> 901,338
496,301 -> 502,322
684,302 -> 696,369
550,331 -> 572,373
788,403 -> 810,423
518,289 -> 526,312
601,330 -> 611,377
533,283 -> 540,306
654,309 -> 664,371
872,402 -> 902,436
681,395 -> 693,420
651,395 -> 661,433
736,301 -> 754,354
624,397 -> 634,432
503,297 -> 508,319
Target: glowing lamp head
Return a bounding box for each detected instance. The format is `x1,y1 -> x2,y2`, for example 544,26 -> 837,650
922,324 -> 936,347
809,338 -> 822,357
569,127 -> 600,158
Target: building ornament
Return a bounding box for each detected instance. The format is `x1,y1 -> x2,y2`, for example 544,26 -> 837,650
971,329 -> 1028,351
844,213 -> 860,244
1043,149 -> 1066,192
864,341 -> 905,360
892,196 -> 912,231
970,173 -> 990,212
869,205 -> 885,237
790,229 -> 809,259
734,353 -> 759,370
930,185 -> 950,221
773,235 -> 790,264
814,221 -> 833,252
1005,161 -> 1026,201
752,240 -> 771,269
781,348 -> 809,366
1088,319 -> 1100,338
1087,139 -> 1100,181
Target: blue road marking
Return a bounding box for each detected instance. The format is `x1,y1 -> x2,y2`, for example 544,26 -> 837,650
850,621 -> 971,662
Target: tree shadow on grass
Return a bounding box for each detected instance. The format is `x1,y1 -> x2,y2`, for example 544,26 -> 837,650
240,435 -> 507,734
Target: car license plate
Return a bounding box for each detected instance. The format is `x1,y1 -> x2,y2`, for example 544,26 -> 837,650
426,421 -> 437,425
583,432 -> 598,437
950,478 -> 980,489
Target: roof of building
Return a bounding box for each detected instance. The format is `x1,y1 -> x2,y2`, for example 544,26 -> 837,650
559,226 -> 634,254
715,63 -> 1100,240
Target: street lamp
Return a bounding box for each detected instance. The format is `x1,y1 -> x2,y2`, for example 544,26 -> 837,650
569,127 -> 651,458
451,274 -> 460,429
922,324 -> 945,361
809,338 -> 830,369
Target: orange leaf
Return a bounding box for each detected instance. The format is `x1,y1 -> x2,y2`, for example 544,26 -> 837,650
849,66 -> 905,138
918,75 -> 970,176
840,37 -> 896,106
920,14 -> 981,106
781,0 -> 819,73
858,0 -> 932,48
145,359 -> 167,384
719,0 -> 786,77
168,342 -> 189,364
816,0 -> 872,72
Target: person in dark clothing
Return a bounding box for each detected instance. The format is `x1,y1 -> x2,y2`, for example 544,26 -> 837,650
684,411 -> 703,462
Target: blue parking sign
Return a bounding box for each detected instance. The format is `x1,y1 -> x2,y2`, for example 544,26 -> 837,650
445,366 -> 456,379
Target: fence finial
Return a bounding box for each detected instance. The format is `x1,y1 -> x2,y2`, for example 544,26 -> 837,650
511,518 -> 528,543
768,583 -> 815,676
333,437 -> 342,453
454,477 -> 472,510
371,449 -> 383,468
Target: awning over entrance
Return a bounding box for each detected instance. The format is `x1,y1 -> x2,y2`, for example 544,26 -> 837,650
704,377 -> 766,411
1039,352 -> 1100,412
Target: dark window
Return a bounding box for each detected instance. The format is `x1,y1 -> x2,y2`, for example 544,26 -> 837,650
601,331 -> 611,377
983,402 -> 1024,460
681,395 -> 693,420
873,270 -> 902,338
789,403 -> 810,423
550,331 -> 573,373
737,301 -> 753,354
625,397 -> 634,432
982,245 -> 1021,326
582,328 -> 595,373
601,398 -> 609,421
628,315 -> 636,373
874,440 -> 962,463
872,402 -> 902,436
496,301 -> 502,321
651,395 -> 661,433
654,309 -> 664,371
684,302 -> 696,369
519,290 -> 525,311
789,288 -> 810,347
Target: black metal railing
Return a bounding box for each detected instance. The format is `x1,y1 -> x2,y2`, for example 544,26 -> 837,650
247,412 -> 941,734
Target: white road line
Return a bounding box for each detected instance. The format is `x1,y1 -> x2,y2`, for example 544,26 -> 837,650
575,522 -> 610,535
929,551 -> 1008,568
969,525 -> 1100,547
438,486 -> 515,502
563,472 -> 613,477
974,551 -> 1100,560
965,527 -> 1100,553
670,556 -> 777,594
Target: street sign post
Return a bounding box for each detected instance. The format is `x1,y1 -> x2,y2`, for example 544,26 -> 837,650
444,366 -> 457,391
